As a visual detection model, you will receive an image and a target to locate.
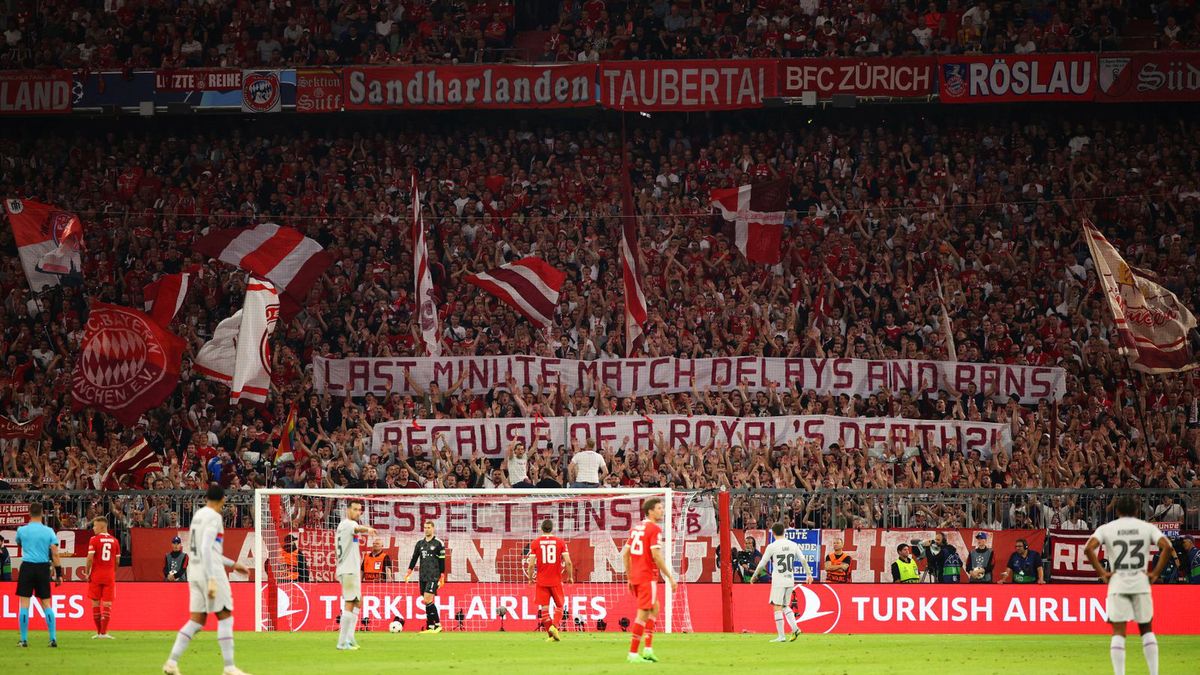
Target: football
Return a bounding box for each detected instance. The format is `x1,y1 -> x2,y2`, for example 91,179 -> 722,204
389,620 -> 404,634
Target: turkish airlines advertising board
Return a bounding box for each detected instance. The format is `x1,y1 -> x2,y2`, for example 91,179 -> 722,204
3,583 -> 1199,634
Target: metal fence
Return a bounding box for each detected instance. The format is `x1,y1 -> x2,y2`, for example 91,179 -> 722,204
728,488 -> 1200,531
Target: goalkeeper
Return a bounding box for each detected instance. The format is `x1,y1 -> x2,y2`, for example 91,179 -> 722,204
405,521 -> 446,634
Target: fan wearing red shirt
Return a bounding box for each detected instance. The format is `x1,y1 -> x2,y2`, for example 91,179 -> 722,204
83,516 -> 120,638
524,519 -> 574,642
621,497 -> 676,664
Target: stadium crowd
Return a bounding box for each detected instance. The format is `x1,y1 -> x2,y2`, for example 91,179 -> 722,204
0,0 -> 1196,69
1,105 -> 1198,529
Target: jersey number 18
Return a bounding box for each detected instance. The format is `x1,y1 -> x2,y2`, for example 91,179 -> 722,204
539,540 -> 557,564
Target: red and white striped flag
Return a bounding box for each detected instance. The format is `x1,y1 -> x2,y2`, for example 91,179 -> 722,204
710,180 -> 788,264
621,151 -> 647,357
465,257 -> 565,329
194,278 -> 281,403
4,198 -> 84,291
1083,219 -> 1198,373
412,175 -> 442,356
193,223 -> 331,318
100,437 -> 163,490
143,265 -> 201,327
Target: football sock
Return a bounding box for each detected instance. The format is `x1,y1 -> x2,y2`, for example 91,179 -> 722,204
18,607 -> 28,642
1110,635 -> 1126,675
629,619 -> 644,655
169,620 -> 203,661
217,617 -> 235,667
101,606 -> 111,634
774,610 -> 785,638
339,611 -> 354,645
1142,632 -> 1158,675
349,609 -> 360,642
644,618 -> 655,649
783,608 -> 799,633
93,606 -> 103,633
425,602 -> 438,627
45,607 -> 57,642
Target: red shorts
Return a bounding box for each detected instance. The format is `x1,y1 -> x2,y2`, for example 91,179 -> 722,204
88,579 -> 115,602
630,581 -> 658,611
535,584 -> 564,609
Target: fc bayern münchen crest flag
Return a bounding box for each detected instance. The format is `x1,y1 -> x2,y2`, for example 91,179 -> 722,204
71,302 -> 186,426
4,197 -> 84,292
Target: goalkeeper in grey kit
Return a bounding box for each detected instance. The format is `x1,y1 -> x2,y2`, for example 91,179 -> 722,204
405,521 -> 446,633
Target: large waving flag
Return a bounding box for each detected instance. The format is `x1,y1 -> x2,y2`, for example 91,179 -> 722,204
273,403 -> 300,464
100,438 -> 163,490
71,302 -> 186,426
412,175 -> 442,355
143,264 -> 201,327
4,198 -> 83,291
710,180 -> 788,264
465,257 -> 565,329
193,223 -> 331,319
1083,219 -> 1198,373
620,142 -> 647,357
194,278 -> 281,403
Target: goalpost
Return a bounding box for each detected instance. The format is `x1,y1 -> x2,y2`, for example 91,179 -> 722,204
253,488 -> 708,635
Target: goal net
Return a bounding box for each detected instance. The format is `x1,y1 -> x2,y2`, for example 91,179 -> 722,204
254,489 -> 709,635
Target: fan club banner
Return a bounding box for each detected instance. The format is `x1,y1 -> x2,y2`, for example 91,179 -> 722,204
3,582 -> 1199,634
316,355 -> 1065,403
0,71 -> 72,114
370,413 -> 1011,456
154,69 -> 242,92
296,68 -> 342,113
1097,52 -> 1200,102
343,64 -> 594,110
939,54 -> 1096,103
779,57 -> 934,99
599,60 -> 776,111
0,415 -> 43,439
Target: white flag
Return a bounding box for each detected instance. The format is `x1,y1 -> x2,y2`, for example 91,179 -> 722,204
194,278 -> 280,402
412,175 -> 441,356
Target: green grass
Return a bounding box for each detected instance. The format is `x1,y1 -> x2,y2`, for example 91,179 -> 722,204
9,631 -> 1200,674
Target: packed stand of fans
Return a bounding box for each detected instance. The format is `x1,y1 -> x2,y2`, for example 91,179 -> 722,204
0,108 -> 1198,528
1,0 -> 1197,69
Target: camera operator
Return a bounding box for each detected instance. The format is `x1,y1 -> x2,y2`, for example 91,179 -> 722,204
966,532 -> 994,583
891,544 -> 920,583
920,532 -> 950,582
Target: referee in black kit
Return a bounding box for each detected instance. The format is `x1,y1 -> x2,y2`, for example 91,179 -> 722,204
404,520 -> 446,634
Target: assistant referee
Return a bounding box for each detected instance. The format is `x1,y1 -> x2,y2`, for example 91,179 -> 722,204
15,503 -> 62,648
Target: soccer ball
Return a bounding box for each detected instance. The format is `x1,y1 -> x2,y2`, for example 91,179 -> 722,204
389,620 -> 404,633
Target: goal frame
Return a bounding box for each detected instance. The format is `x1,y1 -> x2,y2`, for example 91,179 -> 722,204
253,487 -> 677,633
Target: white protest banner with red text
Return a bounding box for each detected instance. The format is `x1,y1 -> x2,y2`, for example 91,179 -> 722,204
315,355 -> 1065,403
343,64 -> 594,110
939,54 -> 1095,103
5,583 -> 1199,634
0,71 -> 72,114
779,57 -> 934,99
369,414 -> 1012,456
599,60 -> 776,111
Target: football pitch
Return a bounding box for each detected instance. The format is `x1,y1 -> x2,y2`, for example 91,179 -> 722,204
10,631 -> 1200,674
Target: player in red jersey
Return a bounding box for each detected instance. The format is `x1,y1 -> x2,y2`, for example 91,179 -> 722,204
524,519 -> 574,642
82,516 -> 120,639
621,497 -> 676,664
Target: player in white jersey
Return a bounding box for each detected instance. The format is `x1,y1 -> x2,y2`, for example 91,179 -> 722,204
1085,496 -> 1174,675
164,485 -> 252,675
335,499 -> 376,651
751,523 -> 811,643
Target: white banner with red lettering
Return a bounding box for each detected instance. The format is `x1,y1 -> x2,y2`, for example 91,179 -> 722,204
370,414 -> 1011,456
316,355 -> 1065,403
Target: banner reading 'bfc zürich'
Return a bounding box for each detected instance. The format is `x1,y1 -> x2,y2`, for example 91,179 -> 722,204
315,355 -> 1066,403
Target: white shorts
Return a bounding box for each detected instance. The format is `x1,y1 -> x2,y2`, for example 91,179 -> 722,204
1107,592 -> 1153,624
768,582 -> 795,606
188,576 -> 234,614
340,573 -> 362,603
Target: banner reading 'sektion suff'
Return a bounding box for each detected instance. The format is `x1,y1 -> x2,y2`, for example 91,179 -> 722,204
315,355 -> 1066,403
343,64 -> 594,110
369,413 -> 1012,456
599,59 -> 775,111
939,54 -> 1095,103
779,57 -> 934,99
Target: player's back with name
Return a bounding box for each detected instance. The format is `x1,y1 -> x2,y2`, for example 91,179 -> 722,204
762,538 -> 804,584
186,506 -> 226,582
1092,516 -> 1164,594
